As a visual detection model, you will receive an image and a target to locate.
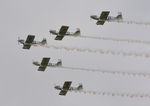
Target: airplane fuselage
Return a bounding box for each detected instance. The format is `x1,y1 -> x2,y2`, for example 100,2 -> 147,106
90,15 -> 123,22
54,86 -> 83,91
33,61 -> 62,67
49,30 -> 80,36
107,16 -> 123,21
18,39 -> 47,46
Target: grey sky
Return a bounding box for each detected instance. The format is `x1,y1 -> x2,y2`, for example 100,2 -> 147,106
1,0 -> 150,106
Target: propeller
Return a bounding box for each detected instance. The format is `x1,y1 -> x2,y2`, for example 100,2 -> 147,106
18,37 -> 20,45
90,15 -> 92,20
49,30 -> 52,35
32,59 -> 34,64
90,15 -> 93,20
49,31 -> 51,35
53,84 -> 58,89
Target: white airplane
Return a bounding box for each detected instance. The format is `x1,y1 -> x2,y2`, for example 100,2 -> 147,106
54,81 -> 83,96
90,11 -> 123,25
18,35 -> 47,49
49,25 -> 80,40
33,57 -> 62,71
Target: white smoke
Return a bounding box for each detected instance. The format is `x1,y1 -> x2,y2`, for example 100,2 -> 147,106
76,36 -> 150,45
38,44 -> 150,58
112,20 -> 150,26
74,90 -> 150,99
60,66 -> 150,78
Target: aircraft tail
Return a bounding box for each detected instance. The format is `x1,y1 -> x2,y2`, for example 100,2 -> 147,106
77,84 -> 83,90
57,59 -> 62,66
73,28 -> 80,36
116,12 -> 123,20
41,38 -> 47,45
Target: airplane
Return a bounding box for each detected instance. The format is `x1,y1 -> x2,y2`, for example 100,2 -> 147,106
18,35 -> 47,49
33,57 -> 62,71
90,11 -> 123,25
49,25 -> 81,40
54,81 -> 83,96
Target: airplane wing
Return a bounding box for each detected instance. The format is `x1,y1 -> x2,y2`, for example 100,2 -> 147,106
97,11 -> 110,25
38,57 -> 50,71
55,26 -> 69,40
23,35 -> 35,49
59,90 -> 68,96
100,11 -> 110,20
59,81 -> 72,96
38,66 -> 47,71
55,35 -> 65,40
23,44 -> 31,49
59,26 -> 69,35
96,20 -> 105,25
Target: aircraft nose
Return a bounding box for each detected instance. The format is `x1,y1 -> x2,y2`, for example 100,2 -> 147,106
90,15 -> 95,19
32,62 -> 36,65
49,30 -> 55,33
54,86 -> 58,89
90,15 -> 93,18
32,61 -> 38,65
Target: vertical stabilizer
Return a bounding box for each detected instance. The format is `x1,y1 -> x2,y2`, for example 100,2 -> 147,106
73,28 -> 80,35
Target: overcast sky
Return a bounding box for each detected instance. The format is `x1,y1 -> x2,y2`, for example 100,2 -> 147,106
1,0 -> 150,106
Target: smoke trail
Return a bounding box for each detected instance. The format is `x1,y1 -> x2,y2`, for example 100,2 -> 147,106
74,90 -> 150,99
111,20 -> 150,26
38,44 -> 150,58
76,36 -> 150,45
60,66 -> 150,78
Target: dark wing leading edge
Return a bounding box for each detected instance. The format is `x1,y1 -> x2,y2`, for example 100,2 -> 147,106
96,11 -> 110,25
23,35 -> 35,49
59,81 -> 72,96
55,26 -> 69,40
38,57 -> 50,71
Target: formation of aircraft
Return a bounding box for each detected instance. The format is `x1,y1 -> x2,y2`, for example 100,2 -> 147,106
33,57 -> 62,71
19,11 -> 123,96
90,11 -> 123,25
54,81 -> 83,96
49,25 -> 81,40
18,35 -> 47,49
